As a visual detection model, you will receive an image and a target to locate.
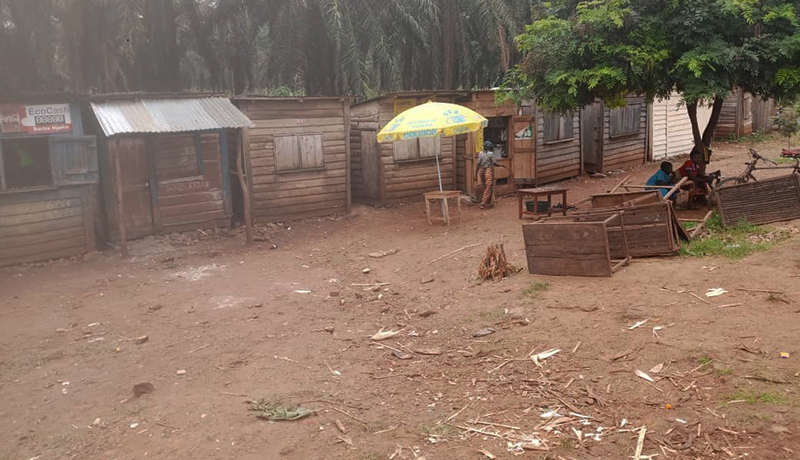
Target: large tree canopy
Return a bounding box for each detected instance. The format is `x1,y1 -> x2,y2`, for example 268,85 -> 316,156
500,0 -> 800,149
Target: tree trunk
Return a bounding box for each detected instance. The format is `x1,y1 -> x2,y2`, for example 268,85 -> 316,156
144,0 -> 181,91
441,0 -> 456,89
686,100 -> 702,150
701,96 -> 725,148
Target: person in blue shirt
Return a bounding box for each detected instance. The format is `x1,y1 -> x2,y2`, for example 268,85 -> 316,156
646,162 -> 676,201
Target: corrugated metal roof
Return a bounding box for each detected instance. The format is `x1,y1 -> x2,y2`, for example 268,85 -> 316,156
90,97 -> 253,137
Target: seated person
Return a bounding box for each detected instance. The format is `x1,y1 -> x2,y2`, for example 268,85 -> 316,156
646,161 -> 677,201
678,148 -> 720,192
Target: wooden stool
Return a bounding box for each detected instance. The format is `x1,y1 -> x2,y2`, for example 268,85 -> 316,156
517,187 -> 569,219
424,191 -> 462,226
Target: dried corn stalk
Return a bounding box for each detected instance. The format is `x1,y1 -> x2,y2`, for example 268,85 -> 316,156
478,243 -> 516,281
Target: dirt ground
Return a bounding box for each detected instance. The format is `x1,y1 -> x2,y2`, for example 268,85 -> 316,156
2,136 -> 799,460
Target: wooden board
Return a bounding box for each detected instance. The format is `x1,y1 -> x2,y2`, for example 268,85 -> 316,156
591,191 -> 661,208
715,173 -> 800,227
0,185 -> 96,266
571,201 -> 679,257
522,220 -> 614,277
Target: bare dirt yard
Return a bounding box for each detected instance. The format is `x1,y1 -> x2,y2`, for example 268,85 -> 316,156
2,136 -> 799,460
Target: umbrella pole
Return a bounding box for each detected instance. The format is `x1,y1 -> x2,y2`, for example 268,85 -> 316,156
435,153 -> 446,221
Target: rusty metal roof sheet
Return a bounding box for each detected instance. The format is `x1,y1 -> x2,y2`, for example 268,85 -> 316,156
90,97 -> 253,137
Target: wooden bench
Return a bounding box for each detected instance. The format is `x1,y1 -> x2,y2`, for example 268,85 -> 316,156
424,191 -> 462,226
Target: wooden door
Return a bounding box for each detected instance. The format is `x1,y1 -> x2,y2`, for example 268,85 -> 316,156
581,101 -> 604,173
112,138 -> 154,238
511,116 -> 536,185
359,131 -> 381,202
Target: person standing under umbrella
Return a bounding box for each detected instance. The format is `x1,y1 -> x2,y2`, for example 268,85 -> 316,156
475,141 -> 506,209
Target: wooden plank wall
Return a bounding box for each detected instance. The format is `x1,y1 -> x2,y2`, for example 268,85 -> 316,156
103,133 -> 229,240
715,91 -> 753,139
239,99 -> 348,222
156,133 -> 227,230
378,100 -> 456,205
0,185 -> 96,266
455,134 -> 467,192
716,91 -> 739,138
603,97 -> 648,171
752,97 -> 777,132
350,101 -> 381,205
522,220 -> 613,277
536,109 -> 582,184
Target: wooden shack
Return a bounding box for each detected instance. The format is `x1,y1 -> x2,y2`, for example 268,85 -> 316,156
581,96 -> 649,173
715,89 -> 753,139
0,97 -> 100,266
350,90 -> 583,206
233,97 -> 351,222
88,96 -> 252,245
350,91 -> 464,206
455,91 -> 581,194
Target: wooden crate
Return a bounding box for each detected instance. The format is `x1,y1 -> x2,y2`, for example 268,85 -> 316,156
522,214 -> 630,277
591,190 -> 661,208
715,173 -> 800,227
571,201 -> 679,257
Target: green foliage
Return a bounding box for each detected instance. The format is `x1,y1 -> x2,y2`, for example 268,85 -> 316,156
775,102 -> 800,148
727,389 -> 791,405
679,214 -> 788,259
521,281 -> 550,299
501,0 -> 800,117
716,366 -> 734,376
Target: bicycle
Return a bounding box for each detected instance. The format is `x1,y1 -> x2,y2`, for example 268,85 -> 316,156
716,148 -> 800,188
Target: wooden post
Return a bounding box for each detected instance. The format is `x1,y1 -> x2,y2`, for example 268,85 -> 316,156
343,98 -> 352,213
663,176 -> 687,201
608,175 -> 630,194
690,210 -> 714,240
113,142 -> 129,258
145,137 -> 161,230
237,128 -> 253,245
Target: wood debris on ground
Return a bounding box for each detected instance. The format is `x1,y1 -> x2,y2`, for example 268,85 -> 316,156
477,243 -> 517,281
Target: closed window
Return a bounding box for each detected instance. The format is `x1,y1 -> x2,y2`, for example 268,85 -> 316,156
154,134 -> 202,180
610,104 -> 641,137
393,137 -> 440,161
543,111 -> 574,142
274,134 -> 324,172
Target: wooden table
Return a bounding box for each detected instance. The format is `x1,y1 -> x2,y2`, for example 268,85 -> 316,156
424,190 -> 462,226
517,187 -> 568,219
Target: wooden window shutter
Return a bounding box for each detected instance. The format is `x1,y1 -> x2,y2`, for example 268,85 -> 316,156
274,135 -> 300,171
543,112 -> 559,142
299,134 -> 324,169
393,139 -> 417,161
418,137 -> 440,158
561,113 -> 574,139
49,136 -> 99,185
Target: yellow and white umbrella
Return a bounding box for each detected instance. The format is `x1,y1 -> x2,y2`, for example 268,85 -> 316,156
377,101 -> 488,194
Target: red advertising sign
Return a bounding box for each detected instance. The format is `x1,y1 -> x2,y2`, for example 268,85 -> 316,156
0,104 -> 73,134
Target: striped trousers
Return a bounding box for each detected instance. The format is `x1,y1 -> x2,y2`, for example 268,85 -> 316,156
479,167 -> 494,206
